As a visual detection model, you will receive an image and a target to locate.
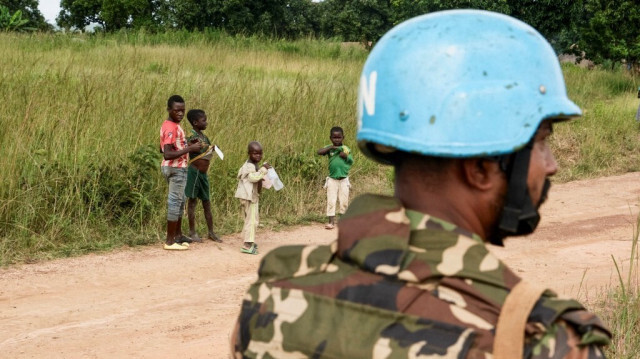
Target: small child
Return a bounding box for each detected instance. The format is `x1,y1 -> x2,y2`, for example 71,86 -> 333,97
185,109 -> 222,243
316,126 -> 354,229
234,141 -> 271,254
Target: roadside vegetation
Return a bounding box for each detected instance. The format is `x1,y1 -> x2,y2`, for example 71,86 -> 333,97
0,30 -> 376,265
1,30 -> 640,358
2,31 -> 640,266
589,216 -> 640,358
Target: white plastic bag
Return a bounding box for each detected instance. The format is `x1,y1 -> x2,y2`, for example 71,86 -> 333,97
267,167 -> 284,191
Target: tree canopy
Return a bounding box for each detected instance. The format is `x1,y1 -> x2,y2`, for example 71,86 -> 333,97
578,0 -> 640,69
0,0 -> 637,68
0,0 -> 50,30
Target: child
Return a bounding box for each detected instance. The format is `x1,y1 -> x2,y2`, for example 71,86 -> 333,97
159,95 -> 202,250
234,141 -> 271,254
185,109 -> 222,243
316,126 -> 354,230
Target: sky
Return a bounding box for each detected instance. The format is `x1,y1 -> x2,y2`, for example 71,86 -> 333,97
38,0 -> 61,25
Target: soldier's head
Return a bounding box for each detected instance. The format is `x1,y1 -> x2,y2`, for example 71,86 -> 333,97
357,10 -> 579,245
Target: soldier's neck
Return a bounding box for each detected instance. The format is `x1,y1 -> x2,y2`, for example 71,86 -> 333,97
394,178 -> 489,241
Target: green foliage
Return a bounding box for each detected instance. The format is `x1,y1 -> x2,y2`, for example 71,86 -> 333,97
58,0 -> 158,31
80,145 -> 162,223
59,0 -> 320,36
578,0 -> 640,69
391,0 -> 508,24
593,213 -> 640,358
390,0 -> 581,53
507,0 -> 584,53
0,0 -> 50,30
57,0 -> 103,30
50,0 -> 639,70
320,0 -> 393,48
2,31 -> 640,267
0,5 -> 28,31
0,31 -> 372,265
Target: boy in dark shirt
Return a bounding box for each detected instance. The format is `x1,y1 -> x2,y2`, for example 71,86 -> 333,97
185,109 -> 222,243
316,126 -> 354,229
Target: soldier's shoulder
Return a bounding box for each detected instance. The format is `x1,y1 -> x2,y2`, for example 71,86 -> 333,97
257,242 -> 337,282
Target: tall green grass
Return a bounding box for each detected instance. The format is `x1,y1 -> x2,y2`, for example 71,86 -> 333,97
0,31 -> 382,265
1,31 -> 640,265
553,63 -> 640,181
592,213 -> 640,358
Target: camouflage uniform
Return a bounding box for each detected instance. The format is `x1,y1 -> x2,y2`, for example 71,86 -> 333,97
233,194 -> 610,358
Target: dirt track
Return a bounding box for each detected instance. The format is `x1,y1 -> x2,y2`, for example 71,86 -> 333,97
2,173 -> 640,358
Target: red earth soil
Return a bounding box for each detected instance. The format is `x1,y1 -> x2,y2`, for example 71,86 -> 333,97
2,172 -> 639,358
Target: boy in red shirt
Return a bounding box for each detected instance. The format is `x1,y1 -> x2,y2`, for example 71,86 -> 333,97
159,95 -> 202,250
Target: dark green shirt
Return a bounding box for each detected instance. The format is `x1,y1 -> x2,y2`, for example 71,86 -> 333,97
187,129 -> 212,161
323,145 -> 353,179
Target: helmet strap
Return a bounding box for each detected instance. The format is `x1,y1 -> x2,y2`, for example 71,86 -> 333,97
489,139 -> 545,246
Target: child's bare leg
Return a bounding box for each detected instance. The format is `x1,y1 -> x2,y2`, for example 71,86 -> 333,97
187,198 -> 201,242
176,216 -> 183,237
166,220 -> 178,245
202,200 -> 222,242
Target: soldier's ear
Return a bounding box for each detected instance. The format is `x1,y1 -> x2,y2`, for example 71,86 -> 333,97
461,158 -> 501,191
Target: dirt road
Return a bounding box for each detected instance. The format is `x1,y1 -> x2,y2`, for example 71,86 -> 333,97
2,173 -> 640,358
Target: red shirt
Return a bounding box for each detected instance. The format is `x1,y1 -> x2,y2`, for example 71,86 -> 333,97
160,120 -> 188,168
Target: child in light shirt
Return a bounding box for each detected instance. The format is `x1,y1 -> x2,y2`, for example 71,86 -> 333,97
234,141 -> 270,254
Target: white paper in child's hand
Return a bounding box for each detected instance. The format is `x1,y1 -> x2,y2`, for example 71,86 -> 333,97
214,145 -> 224,160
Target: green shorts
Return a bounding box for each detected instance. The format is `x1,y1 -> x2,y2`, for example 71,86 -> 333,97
185,166 -> 210,201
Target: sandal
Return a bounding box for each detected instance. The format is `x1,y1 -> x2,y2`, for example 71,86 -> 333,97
177,234 -> 194,244
163,243 -> 189,251
190,234 -> 203,243
240,243 -> 259,255
324,224 -> 335,230
208,232 -> 223,243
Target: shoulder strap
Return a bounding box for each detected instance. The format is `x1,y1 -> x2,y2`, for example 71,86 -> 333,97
493,280 -> 546,359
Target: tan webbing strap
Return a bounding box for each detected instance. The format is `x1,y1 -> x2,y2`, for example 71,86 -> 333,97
493,280 -> 546,359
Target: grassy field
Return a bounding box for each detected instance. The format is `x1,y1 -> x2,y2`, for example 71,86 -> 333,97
0,31 -> 384,265
1,30 -> 639,357
591,216 -> 640,358
0,30 -> 639,264
2,31 -> 640,265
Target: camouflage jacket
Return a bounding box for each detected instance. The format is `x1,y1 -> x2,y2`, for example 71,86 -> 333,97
234,194 -> 610,358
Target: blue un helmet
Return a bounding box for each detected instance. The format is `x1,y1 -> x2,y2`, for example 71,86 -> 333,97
357,10 -> 581,245
357,9 -> 580,161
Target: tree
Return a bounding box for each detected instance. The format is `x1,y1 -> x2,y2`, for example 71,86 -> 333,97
218,0 -> 316,38
321,0 -> 393,48
388,0 -> 584,53
578,0 -> 640,69
57,0 -> 104,30
58,0 -> 158,31
390,0 -> 509,25
155,0 -> 225,30
101,0 -> 157,30
0,0 -> 51,30
507,0 -> 584,54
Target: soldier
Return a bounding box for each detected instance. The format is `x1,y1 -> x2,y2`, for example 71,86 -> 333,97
232,10 -> 611,358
